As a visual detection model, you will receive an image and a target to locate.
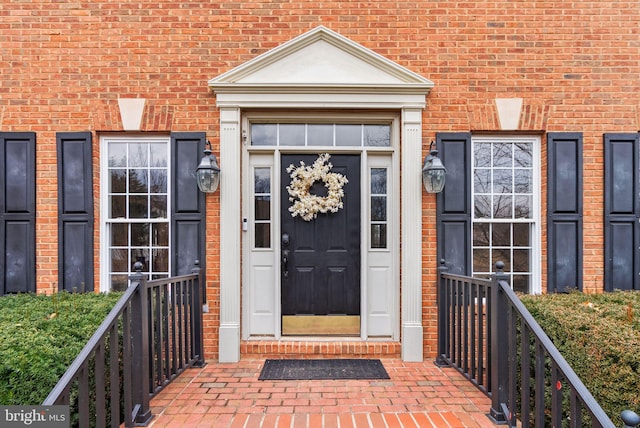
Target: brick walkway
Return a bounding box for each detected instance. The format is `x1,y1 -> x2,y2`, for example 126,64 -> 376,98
148,359 -> 496,427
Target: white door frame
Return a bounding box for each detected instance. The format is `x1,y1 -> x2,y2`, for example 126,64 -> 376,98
240,118 -> 401,343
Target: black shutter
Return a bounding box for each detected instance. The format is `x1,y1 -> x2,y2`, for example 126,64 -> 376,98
57,132 -> 94,292
604,133 -> 640,291
547,133 -> 583,292
436,132 -> 472,275
0,132 -> 36,295
171,132 -> 206,276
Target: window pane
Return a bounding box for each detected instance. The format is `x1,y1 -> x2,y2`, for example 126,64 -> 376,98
251,124 -> 277,146
371,168 -> 387,194
513,223 -> 530,246
110,170 -> 127,193
131,223 -> 149,246
514,169 -> 531,193
492,248 -> 511,271
474,143 -> 491,167
473,223 -> 490,246
474,195 -> 491,218
129,143 -> 148,167
514,195 -> 532,219
150,170 -> 167,193
279,124 -> 305,146
153,223 -> 169,246
492,223 -> 510,246
371,224 -> 387,249
129,169 -> 148,193
255,223 -> 270,248
512,275 -> 529,293
254,168 -> 271,193
129,195 -> 148,218
493,195 -> 512,218
111,223 -> 128,246
514,143 -> 532,167
474,169 -> 491,194
110,249 -> 128,272
109,143 -> 127,167
513,249 -> 530,273
335,124 -> 361,146
371,196 -> 387,221
150,195 -> 167,218
308,124 -> 333,146
110,275 -> 128,292
493,143 -> 512,167
110,195 -> 126,218
473,249 -> 490,273
150,143 -> 167,167
255,196 -> 271,220
152,249 -> 169,272
493,169 -> 512,193
364,125 -> 390,147
131,248 -> 150,270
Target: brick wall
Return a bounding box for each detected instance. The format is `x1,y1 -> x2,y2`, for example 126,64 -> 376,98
1,0 -> 638,360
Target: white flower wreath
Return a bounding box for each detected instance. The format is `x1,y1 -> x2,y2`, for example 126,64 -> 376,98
286,153 -> 348,221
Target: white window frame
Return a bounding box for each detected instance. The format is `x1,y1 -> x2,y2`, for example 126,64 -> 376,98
99,135 -> 171,292
471,135 -> 541,294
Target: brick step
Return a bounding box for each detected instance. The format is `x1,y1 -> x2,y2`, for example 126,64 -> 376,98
240,340 -> 401,359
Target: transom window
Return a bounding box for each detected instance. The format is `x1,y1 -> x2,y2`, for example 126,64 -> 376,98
472,136 -> 539,293
102,137 -> 170,291
251,123 -> 391,147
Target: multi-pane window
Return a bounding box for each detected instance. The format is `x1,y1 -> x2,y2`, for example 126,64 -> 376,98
104,138 -> 170,291
472,137 -> 538,293
254,167 -> 272,249
370,168 -> 388,249
251,123 -> 391,147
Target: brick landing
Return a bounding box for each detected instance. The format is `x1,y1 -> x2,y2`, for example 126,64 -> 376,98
148,359 -> 496,428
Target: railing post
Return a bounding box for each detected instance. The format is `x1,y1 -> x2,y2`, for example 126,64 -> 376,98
622,410 -> 640,428
129,262 -> 152,425
488,261 -> 510,425
191,260 -> 206,367
435,259 -> 449,366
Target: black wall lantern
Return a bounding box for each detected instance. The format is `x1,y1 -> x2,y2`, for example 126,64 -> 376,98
196,140 -> 221,193
422,141 -> 447,193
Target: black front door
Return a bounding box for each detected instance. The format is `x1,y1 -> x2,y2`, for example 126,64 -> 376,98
281,154 -> 361,335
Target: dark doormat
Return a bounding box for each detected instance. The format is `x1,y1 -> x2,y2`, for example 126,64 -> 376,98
258,358 -> 390,380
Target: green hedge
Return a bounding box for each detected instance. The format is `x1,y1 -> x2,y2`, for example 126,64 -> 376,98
521,291 -> 640,421
0,292 -> 121,405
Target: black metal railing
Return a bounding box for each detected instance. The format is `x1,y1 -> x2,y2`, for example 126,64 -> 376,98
43,261 -> 205,427
436,260 -> 628,427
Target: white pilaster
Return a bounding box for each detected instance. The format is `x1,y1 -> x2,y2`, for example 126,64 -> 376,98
401,108 -> 424,362
219,107 -> 241,362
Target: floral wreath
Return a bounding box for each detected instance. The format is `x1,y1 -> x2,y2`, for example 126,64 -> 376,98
286,153 -> 348,221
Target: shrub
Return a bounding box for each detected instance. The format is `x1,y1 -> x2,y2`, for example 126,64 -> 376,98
0,292 -> 121,405
521,291 -> 640,422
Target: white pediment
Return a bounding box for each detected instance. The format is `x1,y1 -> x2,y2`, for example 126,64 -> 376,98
209,26 -> 433,95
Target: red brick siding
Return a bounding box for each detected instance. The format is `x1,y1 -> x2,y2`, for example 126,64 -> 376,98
1,1 -> 638,360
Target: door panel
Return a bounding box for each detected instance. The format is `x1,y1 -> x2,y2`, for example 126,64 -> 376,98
281,154 -> 361,333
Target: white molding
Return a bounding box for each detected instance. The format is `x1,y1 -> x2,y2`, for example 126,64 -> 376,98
209,26 -> 433,96
219,107 -> 242,362
400,108 -> 424,361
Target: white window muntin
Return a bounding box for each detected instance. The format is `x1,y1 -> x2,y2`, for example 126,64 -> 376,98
100,135 -> 171,292
471,136 -> 541,294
